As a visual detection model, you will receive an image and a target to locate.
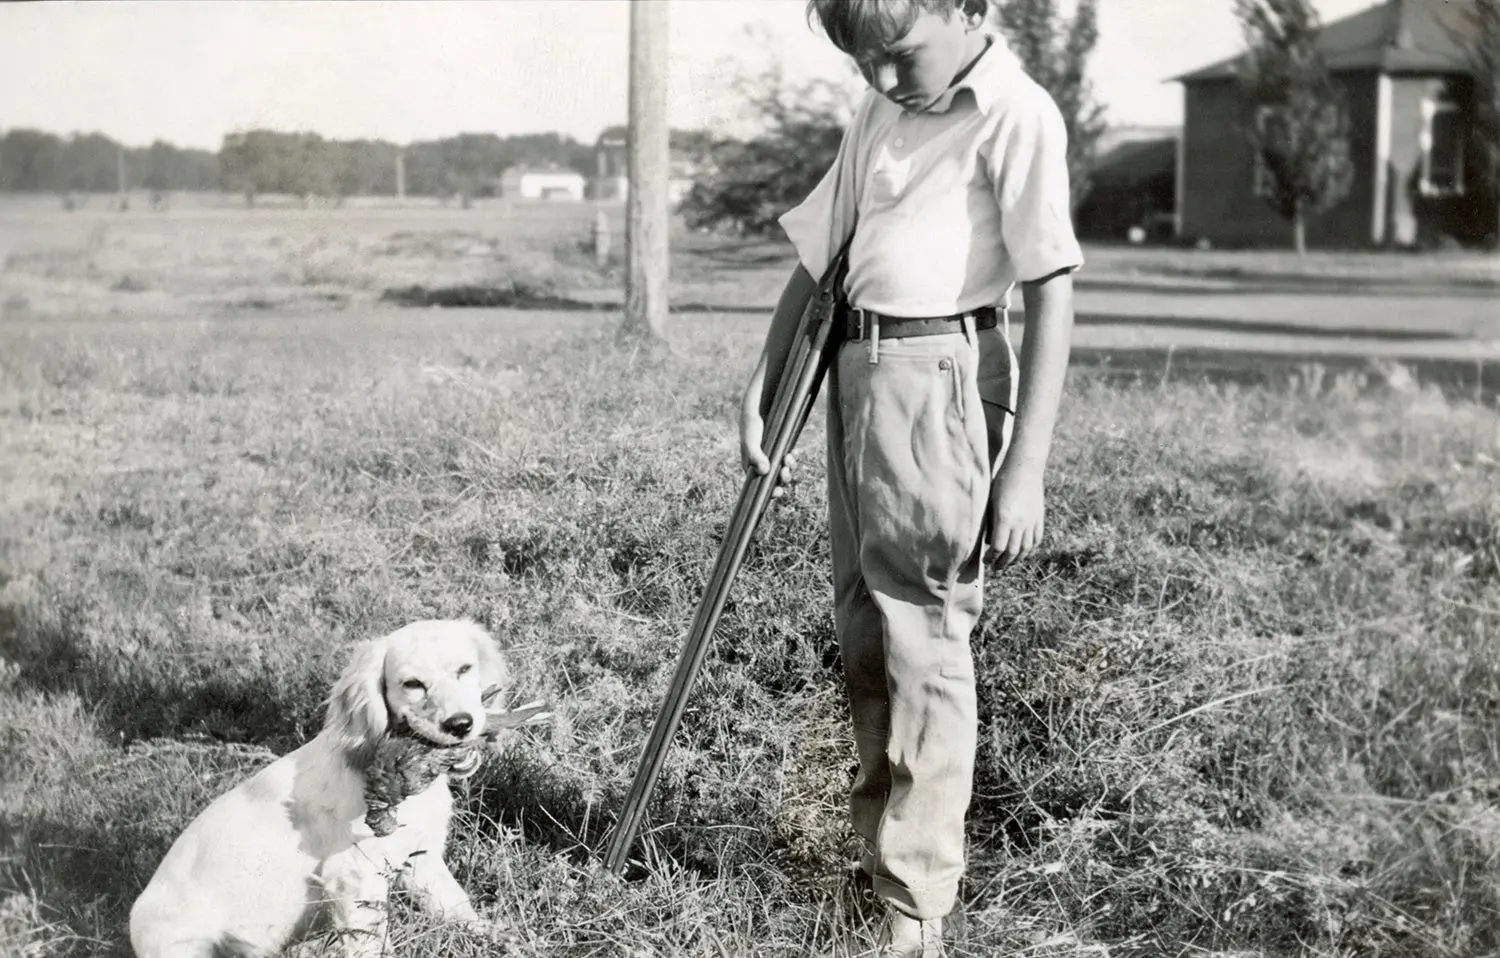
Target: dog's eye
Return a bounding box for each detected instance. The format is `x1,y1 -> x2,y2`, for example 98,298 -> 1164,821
402,678 -> 426,692
456,664 -> 472,677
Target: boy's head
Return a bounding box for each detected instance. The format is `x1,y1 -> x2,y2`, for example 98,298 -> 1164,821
807,0 -> 990,112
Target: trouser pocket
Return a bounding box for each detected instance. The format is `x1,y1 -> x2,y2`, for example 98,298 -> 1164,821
974,326 -> 1018,476
834,335 -> 989,593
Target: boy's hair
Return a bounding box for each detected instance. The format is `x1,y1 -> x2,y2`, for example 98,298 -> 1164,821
806,0 -> 989,57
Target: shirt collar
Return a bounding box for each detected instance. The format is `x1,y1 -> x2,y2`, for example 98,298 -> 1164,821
924,33 -> 1021,115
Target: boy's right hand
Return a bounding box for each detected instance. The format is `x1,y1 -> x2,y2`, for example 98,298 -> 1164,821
738,265 -> 819,503
739,404 -> 797,499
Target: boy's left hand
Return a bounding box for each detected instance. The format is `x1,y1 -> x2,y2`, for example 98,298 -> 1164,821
986,462 -> 1045,568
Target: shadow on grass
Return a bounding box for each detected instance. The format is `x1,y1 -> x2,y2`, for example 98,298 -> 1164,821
680,240 -> 796,271
379,282 -> 778,316
1079,276 -> 1500,298
0,813 -> 158,957
379,284 -> 1494,348
379,284 -> 612,311
1071,311 -> 1479,341
1070,344 -> 1500,403
467,744 -> 784,886
0,602 -> 322,751
467,752 -> 617,865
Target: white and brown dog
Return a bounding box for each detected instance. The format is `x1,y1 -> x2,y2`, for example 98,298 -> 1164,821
130,620 -> 507,957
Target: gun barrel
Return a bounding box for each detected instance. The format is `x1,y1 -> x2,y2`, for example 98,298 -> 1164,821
603,277 -> 843,875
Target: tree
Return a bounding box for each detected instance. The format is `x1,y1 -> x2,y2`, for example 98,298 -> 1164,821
218,130 -> 345,204
219,131 -> 280,205
0,129 -> 66,191
677,65 -> 850,236
1233,0 -> 1354,253
1463,0 -> 1500,248
992,0 -> 1107,209
138,140 -> 219,193
3,125 -> 598,200
58,133 -> 120,192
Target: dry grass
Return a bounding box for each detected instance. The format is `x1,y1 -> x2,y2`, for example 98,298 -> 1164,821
1,298 -> 1497,956
0,197 -> 629,322
1,202 -> 1498,956
5,195 -> 1496,328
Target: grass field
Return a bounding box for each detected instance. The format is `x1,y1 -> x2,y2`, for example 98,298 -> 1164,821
5,194 -> 1498,321
2,199 -> 1499,957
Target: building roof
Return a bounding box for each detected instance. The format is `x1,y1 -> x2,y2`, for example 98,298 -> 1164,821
596,125 -> 628,147
595,126 -> 715,154
1175,0 -> 1476,82
499,164 -> 586,182
1096,125 -> 1180,157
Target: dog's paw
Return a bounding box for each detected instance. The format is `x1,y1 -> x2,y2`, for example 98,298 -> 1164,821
456,916 -> 520,951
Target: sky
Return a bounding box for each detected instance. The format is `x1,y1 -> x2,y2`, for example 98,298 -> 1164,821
0,0 -> 1382,150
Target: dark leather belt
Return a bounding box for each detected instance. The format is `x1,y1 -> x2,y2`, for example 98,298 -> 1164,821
842,305 -> 999,342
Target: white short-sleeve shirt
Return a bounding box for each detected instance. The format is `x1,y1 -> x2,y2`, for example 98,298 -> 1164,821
779,36 -> 1084,316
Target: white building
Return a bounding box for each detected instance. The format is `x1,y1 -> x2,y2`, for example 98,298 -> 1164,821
498,165 -> 586,201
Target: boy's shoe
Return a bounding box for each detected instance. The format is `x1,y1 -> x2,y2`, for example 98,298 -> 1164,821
875,911 -> 944,957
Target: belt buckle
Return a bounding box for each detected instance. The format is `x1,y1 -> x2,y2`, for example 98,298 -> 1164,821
853,307 -> 868,342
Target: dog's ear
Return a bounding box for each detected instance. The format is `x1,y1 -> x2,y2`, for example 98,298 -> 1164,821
468,622 -> 508,694
326,636 -> 390,766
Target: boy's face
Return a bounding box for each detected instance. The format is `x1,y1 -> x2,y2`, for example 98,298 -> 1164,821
850,7 -> 985,113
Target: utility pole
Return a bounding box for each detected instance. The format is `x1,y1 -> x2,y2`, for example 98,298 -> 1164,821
395,151 -> 406,205
622,0 -> 669,342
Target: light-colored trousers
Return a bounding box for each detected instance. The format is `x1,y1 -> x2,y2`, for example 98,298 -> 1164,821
825,316 -> 1016,920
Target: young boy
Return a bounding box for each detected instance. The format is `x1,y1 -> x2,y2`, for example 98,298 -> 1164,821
738,1 -> 1081,954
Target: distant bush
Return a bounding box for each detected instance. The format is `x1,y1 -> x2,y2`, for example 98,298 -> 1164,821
677,73 -> 849,237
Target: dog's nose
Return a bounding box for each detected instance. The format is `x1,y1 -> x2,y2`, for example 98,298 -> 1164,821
441,713 -> 474,738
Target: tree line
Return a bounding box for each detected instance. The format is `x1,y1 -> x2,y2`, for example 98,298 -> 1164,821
0,128 -> 595,199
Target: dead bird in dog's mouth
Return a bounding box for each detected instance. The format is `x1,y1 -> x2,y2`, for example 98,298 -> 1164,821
363,687 -> 552,836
